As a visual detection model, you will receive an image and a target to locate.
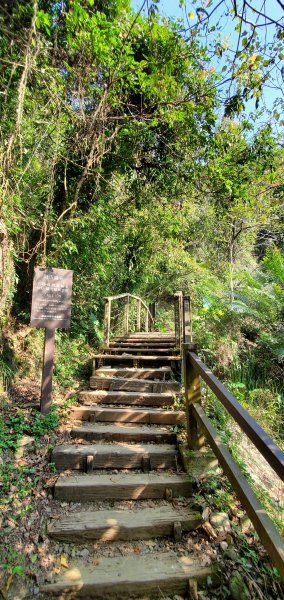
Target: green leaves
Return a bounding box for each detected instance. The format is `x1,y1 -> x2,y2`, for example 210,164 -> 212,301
36,10 -> 51,35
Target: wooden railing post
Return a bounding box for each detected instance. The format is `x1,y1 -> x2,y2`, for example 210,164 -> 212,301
149,302 -> 156,332
124,294 -> 129,334
182,296 -> 205,450
145,305 -> 149,332
183,346 -> 205,450
174,291 -> 183,352
183,295 -> 192,344
104,297 -> 111,347
137,299 -> 141,332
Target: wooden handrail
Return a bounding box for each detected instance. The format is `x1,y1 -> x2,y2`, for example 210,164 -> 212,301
181,296 -> 284,580
189,351 -> 284,481
193,403 -> 284,577
105,294 -> 154,325
103,294 -> 155,343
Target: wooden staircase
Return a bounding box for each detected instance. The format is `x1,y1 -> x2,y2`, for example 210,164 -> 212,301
41,331 -> 213,598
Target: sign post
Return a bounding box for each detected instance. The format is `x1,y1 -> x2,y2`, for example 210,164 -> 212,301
30,267 -> 73,414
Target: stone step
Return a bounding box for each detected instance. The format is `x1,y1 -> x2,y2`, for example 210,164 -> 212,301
47,506 -> 202,542
70,405 -> 185,425
40,552 -> 211,598
54,472 -> 192,501
93,367 -> 172,380
70,423 -> 177,444
89,375 -> 181,393
79,390 -> 175,407
52,442 -> 178,471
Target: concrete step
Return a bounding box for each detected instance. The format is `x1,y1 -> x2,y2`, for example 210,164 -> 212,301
47,506 -> 202,542
70,423 -> 177,444
69,405 -> 185,425
52,442 -> 178,471
54,472 -> 193,502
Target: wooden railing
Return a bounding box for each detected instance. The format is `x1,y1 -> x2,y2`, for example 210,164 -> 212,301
103,294 -> 155,346
180,294 -> 284,579
174,292 -> 192,352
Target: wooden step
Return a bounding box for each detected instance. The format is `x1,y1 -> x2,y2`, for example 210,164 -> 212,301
79,390 -> 175,407
113,333 -> 175,339
41,552 -> 211,597
94,367 -> 172,380
93,354 -> 181,362
48,506 -> 202,541
54,472 -> 192,501
52,443 -> 178,471
89,375 -> 180,393
105,347 -> 177,354
70,423 -> 177,444
70,405 -> 185,425
109,342 -> 176,348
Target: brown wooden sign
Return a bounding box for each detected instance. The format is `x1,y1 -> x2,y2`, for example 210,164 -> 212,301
31,267 -> 73,329
30,267 -> 73,414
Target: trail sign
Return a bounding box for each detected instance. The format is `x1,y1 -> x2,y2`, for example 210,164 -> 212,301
30,267 -> 73,413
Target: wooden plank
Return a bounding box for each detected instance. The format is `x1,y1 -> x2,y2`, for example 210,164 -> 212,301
109,341 -> 176,347
79,390 -> 175,407
48,506 -> 202,542
94,367 -> 172,380
183,347 -> 204,451
52,443 -> 178,471
193,403 -> 284,580
106,347 -> 176,353
92,354 -> 181,361
104,298 -> 111,348
112,334 -> 175,341
70,423 -> 177,444
183,296 -> 192,344
70,406 -> 185,425
54,472 -> 193,501
137,299 -> 141,331
89,376 -> 180,393
189,352 -> 284,481
40,552 -> 211,597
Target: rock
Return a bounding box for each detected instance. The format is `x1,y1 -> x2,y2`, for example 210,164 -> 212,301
240,515 -> 253,533
220,541 -> 228,551
16,436 -> 35,457
229,571 -> 250,600
80,548 -> 90,559
210,512 -> 231,531
224,547 -> 238,561
33,587 -> 40,596
22,435 -> 35,447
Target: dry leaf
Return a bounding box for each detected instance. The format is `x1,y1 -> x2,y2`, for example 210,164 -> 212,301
0,587 -> 9,600
202,521 -> 218,539
60,554 -> 69,568
6,575 -> 13,592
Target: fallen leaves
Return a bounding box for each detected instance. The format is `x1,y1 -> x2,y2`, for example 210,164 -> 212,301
60,554 -> 69,569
